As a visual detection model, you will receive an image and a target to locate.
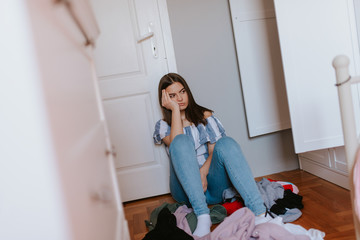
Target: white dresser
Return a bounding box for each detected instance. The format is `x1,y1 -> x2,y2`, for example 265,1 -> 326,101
0,0 -> 129,239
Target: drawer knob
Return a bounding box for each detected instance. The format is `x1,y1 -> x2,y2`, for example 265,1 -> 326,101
90,189 -> 112,203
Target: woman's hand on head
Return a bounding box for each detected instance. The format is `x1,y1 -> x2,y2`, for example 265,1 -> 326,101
161,89 -> 179,111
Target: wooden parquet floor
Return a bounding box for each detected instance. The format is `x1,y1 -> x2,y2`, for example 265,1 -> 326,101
123,169 -> 355,240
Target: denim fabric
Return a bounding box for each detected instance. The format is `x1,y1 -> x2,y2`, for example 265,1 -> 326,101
169,134 -> 266,216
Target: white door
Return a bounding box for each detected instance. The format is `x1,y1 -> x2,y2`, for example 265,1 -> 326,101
90,0 -> 176,201
274,0 -> 360,153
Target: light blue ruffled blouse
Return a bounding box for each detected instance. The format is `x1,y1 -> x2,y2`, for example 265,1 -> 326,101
153,115 -> 226,167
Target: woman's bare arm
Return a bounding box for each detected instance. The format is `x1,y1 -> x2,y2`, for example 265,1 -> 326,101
161,89 -> 183,146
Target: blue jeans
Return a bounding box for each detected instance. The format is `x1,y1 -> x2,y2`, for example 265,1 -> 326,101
169,134 -> 266,216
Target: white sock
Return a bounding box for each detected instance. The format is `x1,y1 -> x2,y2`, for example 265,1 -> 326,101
193,214 -> 211,237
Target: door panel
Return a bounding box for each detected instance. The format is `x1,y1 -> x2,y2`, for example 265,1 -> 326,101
90,0 -> 171,201
92,0 -> 140,76
103,94 -> 159,169
274,0 -> 360,153
229,0 -> 291,137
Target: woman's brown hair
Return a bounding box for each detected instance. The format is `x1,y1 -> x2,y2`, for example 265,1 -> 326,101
158,73 -> 212,126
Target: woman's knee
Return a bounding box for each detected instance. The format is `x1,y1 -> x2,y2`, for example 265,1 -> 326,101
172,134 -> 191,144
214,136 -> 240,152
169,134 -> 196,163
169,134 -> 193,152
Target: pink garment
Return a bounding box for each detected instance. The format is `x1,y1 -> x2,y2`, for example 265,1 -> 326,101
174,205 -> 193,235
173,205 -> 310,240
353,149 -> 360,221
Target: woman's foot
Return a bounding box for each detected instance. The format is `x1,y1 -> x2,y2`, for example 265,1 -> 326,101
193,214 -> 211,237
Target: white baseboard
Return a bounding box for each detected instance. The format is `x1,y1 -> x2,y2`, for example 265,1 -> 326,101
299,156 -> 350,190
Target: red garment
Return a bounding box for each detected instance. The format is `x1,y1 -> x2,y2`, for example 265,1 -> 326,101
222,200 -> 244,216
267,178 -> 294,192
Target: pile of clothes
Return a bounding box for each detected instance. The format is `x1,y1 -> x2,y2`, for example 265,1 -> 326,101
143,178 -> 325,240
221,178 -> 303,222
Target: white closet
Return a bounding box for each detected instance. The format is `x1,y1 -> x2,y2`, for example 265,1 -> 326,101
230,0 -> 360,189
275,0 -> 360,189
0,1 -> 129,239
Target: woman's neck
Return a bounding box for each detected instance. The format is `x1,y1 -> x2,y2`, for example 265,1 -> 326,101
180,110 -> 186,120
180,111 -> 191,127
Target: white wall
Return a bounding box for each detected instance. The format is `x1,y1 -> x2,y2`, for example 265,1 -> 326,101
166,0 -> 299,177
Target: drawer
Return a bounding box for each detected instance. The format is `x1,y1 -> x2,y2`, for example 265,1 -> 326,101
330,147 -> 348,173
299,149 -> 331,167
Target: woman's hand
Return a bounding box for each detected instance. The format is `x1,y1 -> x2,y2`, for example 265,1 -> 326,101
199,142 -> 214,192
161,89 -> 179,111
199,166 -> 208,192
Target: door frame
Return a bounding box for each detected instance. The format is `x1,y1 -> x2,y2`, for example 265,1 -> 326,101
158,0 -> 177,73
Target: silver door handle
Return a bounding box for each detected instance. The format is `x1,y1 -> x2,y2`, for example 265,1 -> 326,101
137,22 -> 158,58
137,32 -> 154,43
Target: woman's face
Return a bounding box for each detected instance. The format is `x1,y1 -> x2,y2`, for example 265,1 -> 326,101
165,82 -> 189,111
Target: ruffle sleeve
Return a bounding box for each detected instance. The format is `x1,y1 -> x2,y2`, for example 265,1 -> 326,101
153,119 -> 171,144
198,115 -> 226,145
